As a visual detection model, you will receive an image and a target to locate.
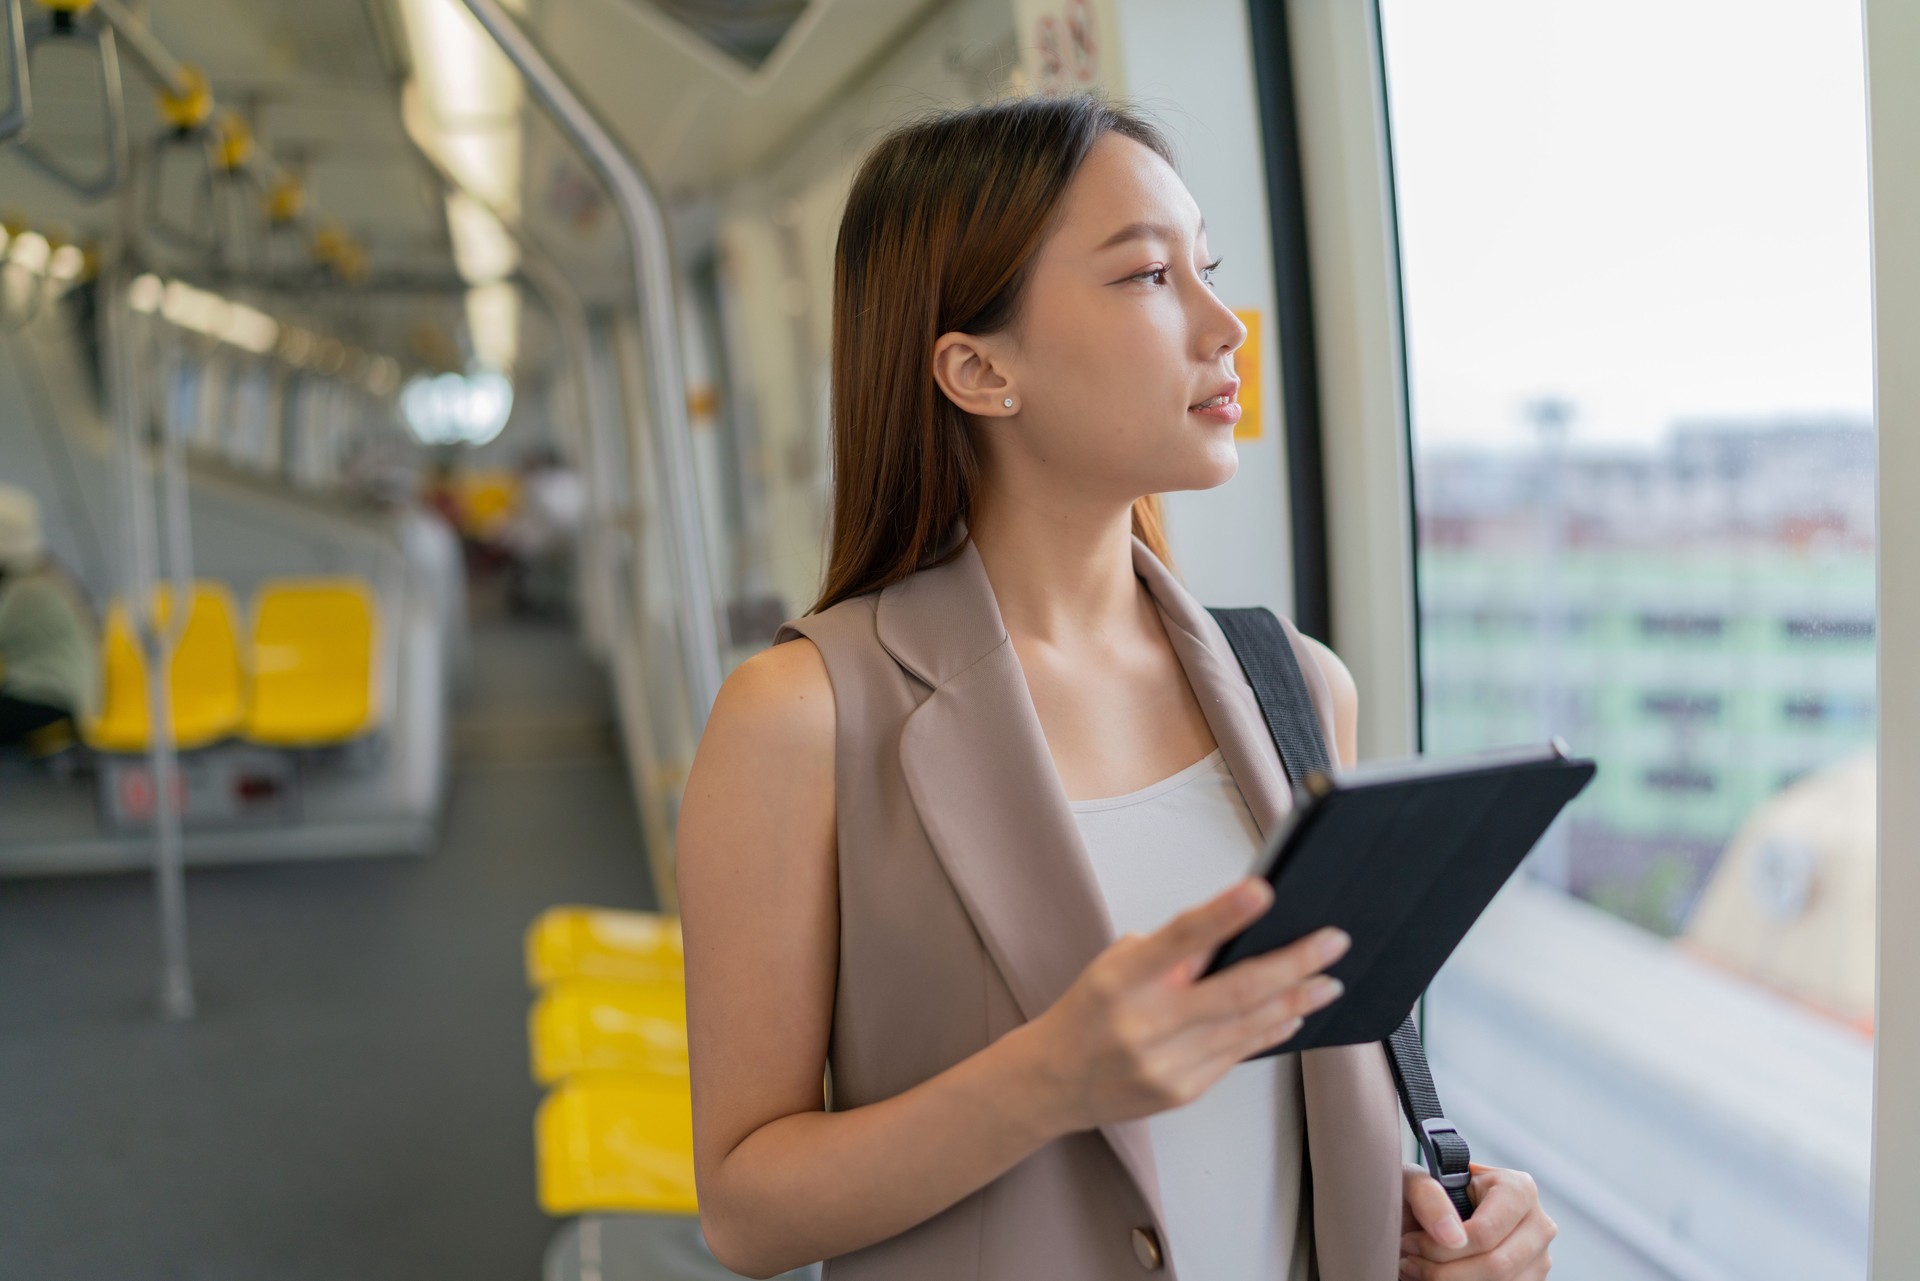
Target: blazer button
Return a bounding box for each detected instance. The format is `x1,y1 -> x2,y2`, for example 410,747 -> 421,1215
1131,1226 -> 1164,1271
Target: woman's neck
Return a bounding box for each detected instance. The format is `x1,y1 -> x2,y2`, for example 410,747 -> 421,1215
967,489 -> 1145,648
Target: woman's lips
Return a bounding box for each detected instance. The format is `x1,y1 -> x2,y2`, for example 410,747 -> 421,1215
1188,400 -> 1243,425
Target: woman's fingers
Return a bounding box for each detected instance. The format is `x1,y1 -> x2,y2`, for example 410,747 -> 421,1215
1113,877 -> 1272,986
1398,1208 -> 1555,1279
1168,958 -> 1349,1081
1070,881 -> 1358,1118
1185,926 -> 1350,1024
1180,989 -> 1305,1065
1399,1163 -> 1556,1279
1401,1164 -> 1470,1251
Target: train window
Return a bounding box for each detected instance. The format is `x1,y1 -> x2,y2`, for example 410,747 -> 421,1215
1377,2 -> 1874,1277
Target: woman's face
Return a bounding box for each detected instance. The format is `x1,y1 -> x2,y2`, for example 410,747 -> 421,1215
939,132 -> 1249,510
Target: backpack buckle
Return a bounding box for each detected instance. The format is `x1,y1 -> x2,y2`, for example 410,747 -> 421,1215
1418,1116 -> 1472,1191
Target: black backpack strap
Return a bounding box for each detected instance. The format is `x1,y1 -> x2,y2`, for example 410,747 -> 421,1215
1208,606 -> 1476,1220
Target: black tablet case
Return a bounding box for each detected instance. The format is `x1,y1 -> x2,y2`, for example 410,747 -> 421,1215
1202,609 -> 1597,1059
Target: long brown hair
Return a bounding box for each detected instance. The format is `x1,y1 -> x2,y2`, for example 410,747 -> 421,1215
811,94 -> 1178,614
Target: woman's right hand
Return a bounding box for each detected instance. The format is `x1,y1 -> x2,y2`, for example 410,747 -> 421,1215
1018,877 -> 1351,1135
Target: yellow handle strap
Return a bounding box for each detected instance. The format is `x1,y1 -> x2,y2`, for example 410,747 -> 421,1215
214,113 -> 252,171
266,173 -> 305,224
156,66 -> 213,131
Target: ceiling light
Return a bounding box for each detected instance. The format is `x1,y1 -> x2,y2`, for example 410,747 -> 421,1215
48,245 -> 86,282
402,369 -> 515,446
7,232 -> 49,273
129,273 -> 165,313
221,303 -> 280,355
445,192 -> 520,284
465,280 -> 520,373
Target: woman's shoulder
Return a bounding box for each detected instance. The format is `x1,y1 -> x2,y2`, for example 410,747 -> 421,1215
713,578 -> 924,761
773,588 -> 879,649
1292,631 -> 1359,771
1292,632 -> 1356,710
712,635 -> 836,762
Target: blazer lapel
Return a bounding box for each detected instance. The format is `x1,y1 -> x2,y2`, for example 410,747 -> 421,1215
882,541 -> 1170,1242
1136,541 -> 1404,1281
1130,540 -> 1293,835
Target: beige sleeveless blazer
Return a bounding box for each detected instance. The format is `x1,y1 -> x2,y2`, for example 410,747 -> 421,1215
773,536 -> 1403,1281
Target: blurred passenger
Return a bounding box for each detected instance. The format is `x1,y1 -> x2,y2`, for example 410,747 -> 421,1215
0,485 -> 99,747
501,445 -> 587,619
423,455 -> 464,530
340,428 -> 421,507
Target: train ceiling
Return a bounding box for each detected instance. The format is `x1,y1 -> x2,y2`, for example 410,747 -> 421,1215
0,0 -> 944,350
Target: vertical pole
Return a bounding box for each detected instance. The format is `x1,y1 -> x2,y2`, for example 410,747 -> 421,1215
457,0 -> 726,725
102,266 -> 195,1021
1867,0 -> 1920,1271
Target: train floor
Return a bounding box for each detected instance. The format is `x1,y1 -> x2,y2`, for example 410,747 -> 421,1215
0,609 -> 656,1281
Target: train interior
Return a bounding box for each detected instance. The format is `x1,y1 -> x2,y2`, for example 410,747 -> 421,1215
1,0 -> 1914,1278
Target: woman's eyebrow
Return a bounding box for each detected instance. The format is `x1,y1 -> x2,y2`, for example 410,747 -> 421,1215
1092,216 -> 1206,253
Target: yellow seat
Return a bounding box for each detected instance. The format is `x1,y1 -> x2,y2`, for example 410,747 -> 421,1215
243,578 -> 377,745
526,907 -> 683,989
536,1076 -> 698,1215
457,471 -> 519,540
530,978 -> 688,1086
84,583 -> 245,752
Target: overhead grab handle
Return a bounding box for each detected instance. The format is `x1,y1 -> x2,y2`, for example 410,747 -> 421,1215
142,64 -> 222,257
209,112 -> 267,274
259,169 -> 310,283
15,0 -> 127,201
0,0 -> 29,145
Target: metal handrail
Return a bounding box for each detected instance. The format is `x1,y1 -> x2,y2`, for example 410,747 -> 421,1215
398,121 -> 671,893
90,0 -> 188,93
91,0 -> 310,280
459,0 -> 726,726
0,0 -> 29,143
7,0 -> 327,285
15,3 -> 127,200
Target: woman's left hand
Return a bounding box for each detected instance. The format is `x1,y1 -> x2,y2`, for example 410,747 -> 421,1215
1398,1161 -> 1556,1280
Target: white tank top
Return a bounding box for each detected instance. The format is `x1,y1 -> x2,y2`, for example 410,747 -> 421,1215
1069,749 -> 1314,1281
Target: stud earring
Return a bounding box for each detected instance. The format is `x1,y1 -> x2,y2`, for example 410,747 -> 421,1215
1003,397 -> 1014,409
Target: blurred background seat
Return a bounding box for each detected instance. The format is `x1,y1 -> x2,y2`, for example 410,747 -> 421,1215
242,576 -> 378,746
84,582 -> 245,753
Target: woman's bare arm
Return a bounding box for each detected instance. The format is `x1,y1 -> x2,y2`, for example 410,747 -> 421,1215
678,639 -> 1065,1276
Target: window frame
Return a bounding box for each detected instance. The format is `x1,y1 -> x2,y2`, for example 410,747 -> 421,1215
1270,0 -> 1913,1269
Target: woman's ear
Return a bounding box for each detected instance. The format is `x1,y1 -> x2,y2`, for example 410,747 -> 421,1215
932,331 -> 1017,417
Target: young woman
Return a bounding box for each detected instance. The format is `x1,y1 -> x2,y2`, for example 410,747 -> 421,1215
678,95 -> 1555,1281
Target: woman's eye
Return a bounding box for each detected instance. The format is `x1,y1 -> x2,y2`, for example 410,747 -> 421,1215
1132,260 -> 1224,288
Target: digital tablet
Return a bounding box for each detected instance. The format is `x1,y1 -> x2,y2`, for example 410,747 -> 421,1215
1202,739 -> 1598,1058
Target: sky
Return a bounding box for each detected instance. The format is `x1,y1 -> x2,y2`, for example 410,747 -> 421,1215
1377,0 -> 1875,451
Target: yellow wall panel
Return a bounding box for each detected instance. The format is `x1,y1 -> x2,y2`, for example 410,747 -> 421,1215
1232,308 -> 1262,441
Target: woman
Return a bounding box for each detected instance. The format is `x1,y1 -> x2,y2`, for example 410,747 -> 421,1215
678,95 -> 1555,1281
